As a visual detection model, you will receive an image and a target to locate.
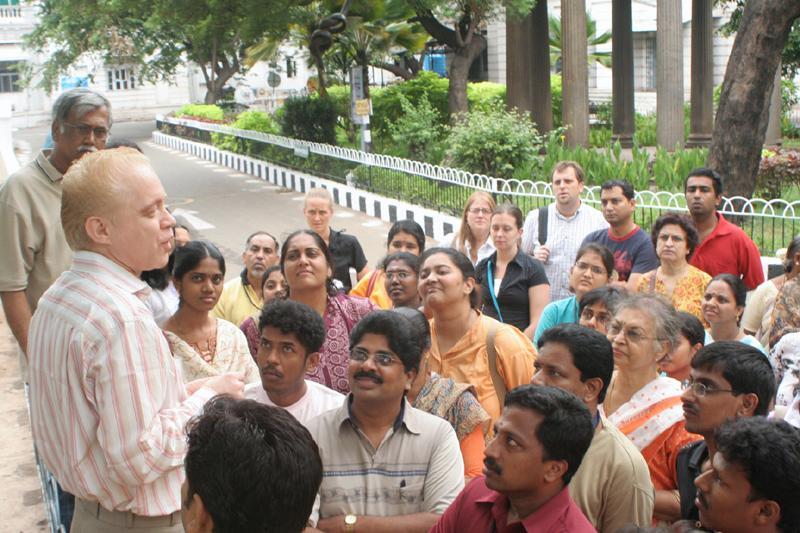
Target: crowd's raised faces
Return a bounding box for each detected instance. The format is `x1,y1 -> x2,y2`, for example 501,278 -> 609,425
533,242 -> 614,344
351,219 -> 425,308
475,203 -> 550,339
703,273 -> 767,354
383,252 -> 422,309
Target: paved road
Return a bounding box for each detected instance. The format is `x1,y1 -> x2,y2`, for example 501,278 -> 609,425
2,119 -> 403,530
14,120 -> 394,276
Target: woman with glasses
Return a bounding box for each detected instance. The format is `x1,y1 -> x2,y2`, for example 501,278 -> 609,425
382,252 -> 422,309
577,286 -> 626,335
533,243 -> 614,345
636,213 -> 711,325
702,273 -> 767,355
475,203 -> 550,338
419,247 -> 535,425
602,294 -> 702,522
350,219 -> 425,308
281,230 -> 377,394
439,191 -> 496,265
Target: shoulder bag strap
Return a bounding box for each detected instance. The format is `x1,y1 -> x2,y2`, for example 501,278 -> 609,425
485,318 -> 507,407
365,269 -> 380,297
648,269 -> 658,294
537,204 -> 549,246
486,260 -> 504,323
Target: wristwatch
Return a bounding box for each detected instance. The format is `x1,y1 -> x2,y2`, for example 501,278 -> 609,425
344,514 -> 357,532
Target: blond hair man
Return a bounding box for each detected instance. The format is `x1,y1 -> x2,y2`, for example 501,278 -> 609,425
28,148 -> 244,532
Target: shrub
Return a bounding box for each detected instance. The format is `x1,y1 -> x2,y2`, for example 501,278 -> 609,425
388,94 -> 447,162
444,105 -> 544,180
370,71 -> 450,142
279,96 -> 338,145
174,104 -> 225,122
467,82 -> 506,112
211,110 -> 279,154
758,149 -> 800,198
551,74 -> 562,127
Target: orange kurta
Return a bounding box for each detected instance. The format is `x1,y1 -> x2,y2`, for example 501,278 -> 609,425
349,269 -> 393,309
428,312 -> 536,425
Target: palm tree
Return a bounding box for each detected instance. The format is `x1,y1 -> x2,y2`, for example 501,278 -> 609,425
549,12 -> 612,72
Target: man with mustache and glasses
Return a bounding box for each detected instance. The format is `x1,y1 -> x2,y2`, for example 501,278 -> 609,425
244,299 -> 343,427
694,417 -> 800,533
213,230 -> 279,327
432,385 -> 595,533
676,341 -> 775,522
684,167 -> 763,290
305,311 -> 464,533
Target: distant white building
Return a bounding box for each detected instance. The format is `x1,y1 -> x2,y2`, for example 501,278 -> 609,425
484,0 -> 736,114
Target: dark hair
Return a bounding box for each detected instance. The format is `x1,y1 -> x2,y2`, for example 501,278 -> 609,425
691,342 -> 776,417
105,138 -> 142,152
391,307 -> 431,354
280,230 -> 337,296
578,286 -> 626,317
349,310 -> 422,372
141,251 -> 175,291
708,273 -> 747,308
686,167 -> 723,196
246,230 -> 279,250
552,160 -> 586,183
537,324 -> 614,403
676,311 -> 705,347
491,203 -> 524,229
172,240 -> 226,280
504,385 -> 593,484
184,396 -> 322,533
714,417 -> 800,532
651,212 -> 700,260
419,247 -> 481,309
260,265 -> 282,290
387,220 -> 426,254
575,242 -> 615,277
382,252 -> 420,274
784,235 -> 800,274
258,299 -> 325,355
601,179 -> 635,200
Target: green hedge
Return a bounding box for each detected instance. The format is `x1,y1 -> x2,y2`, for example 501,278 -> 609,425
211,110 -> 279,155
175,104 -> 224,122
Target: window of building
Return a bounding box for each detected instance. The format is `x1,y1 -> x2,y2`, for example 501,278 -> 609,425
107,67 -> 136,91
0,61 -> 21,93
644,37 -> 656,91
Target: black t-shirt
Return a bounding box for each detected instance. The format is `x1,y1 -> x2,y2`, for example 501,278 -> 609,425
476,249 -> 549,332
328,228 -> 368,292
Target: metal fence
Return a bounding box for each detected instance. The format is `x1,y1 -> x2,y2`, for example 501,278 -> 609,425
157,115 -> 800,255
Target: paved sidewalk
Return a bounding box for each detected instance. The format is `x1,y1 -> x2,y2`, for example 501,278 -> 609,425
0,311 -> 49,533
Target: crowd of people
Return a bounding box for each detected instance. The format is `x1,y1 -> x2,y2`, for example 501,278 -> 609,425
1,87 -> 800,533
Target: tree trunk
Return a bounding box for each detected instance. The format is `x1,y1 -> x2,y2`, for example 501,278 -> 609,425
708,1 -> 800,197
448,34 -> 486,118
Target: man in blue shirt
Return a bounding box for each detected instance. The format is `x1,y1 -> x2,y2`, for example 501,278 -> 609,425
582,180 -> 658,289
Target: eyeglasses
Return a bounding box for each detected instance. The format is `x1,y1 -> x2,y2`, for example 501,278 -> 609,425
349,349 -> 402,367
580,308 -> 611,325
468,207 -> 492,216
573,261 -> 607,276
386,271 -> 413,281
607,323 -> 657,344
63,121 -> 110,140
681,380 -> 736,398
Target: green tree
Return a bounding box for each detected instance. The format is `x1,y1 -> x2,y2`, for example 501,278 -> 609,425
548,12 -> 612,70
24,0 -> 308,103
408,0 -> 537,118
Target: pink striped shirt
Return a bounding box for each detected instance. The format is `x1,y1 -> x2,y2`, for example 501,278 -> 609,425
28,251 -> 215,516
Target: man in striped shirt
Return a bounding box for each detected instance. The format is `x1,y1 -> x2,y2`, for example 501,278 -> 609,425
28,148 -> 245,532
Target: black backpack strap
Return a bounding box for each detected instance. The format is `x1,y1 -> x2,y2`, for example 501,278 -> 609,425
537,204 -> 549,246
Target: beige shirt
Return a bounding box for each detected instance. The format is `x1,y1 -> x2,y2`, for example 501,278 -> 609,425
212,276 -> 263,327
570,413 -> 655,532
306,398 -> 464,525
0,151 -> 72,310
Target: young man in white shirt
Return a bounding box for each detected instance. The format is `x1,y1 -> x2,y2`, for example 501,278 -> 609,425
244,299 -> 343,426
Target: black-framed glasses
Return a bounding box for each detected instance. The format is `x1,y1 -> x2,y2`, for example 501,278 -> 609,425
681,380 -> 736,398
63,121 -> 110,140
580,307 -> 611,325
349,349 -> 402,367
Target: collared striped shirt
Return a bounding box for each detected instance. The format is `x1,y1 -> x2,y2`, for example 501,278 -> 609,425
521,202 -> 609,302
28,251 -> 215,516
